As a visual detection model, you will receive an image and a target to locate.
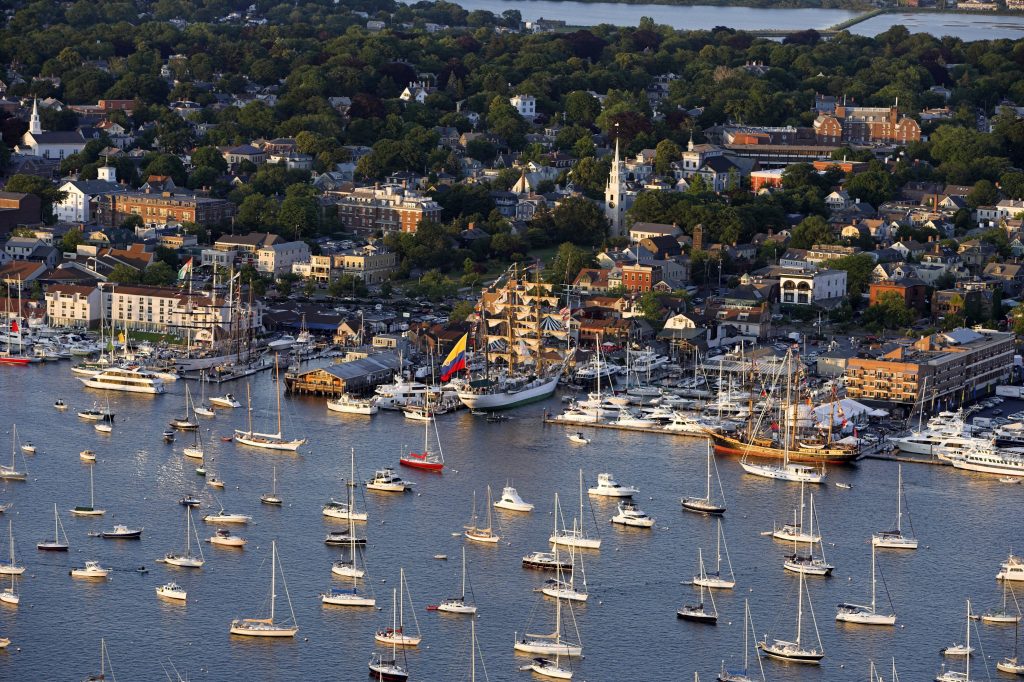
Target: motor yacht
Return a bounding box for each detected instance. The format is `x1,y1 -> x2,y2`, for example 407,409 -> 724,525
79,367 -> 164,394
493,486 -> 533,512
587,472 -> 638,497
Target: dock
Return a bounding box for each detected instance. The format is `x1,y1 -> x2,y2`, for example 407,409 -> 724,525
544,415 -> 707,438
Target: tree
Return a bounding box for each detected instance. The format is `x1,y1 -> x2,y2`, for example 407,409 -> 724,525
108,264 -> 142,285
547,197 -> 608,246
827,253 -> 875,298
4,174 -> 67,223
564,91 -> 601,127
486,96 -> 527,149
191,145 -> 228,173
1010,302 -> 1024,336
547,242 -> 593,285
328,274 -> 368,298
654,139 -> 681,177
61,230 -> 84,254
637,291 -> 666,330
405,269 -> 458,301
789,215 -> 833,249
450,300 -> 475,323
862,292 -> 916,332
278,194 -> 319,239
142,261 -> 176,286
966,179 -> 998,208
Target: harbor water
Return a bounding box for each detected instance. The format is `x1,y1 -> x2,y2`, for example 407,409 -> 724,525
0,362 -> 1019,679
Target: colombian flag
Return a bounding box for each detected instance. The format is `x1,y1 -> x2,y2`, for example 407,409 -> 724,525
439,333 -> 468,382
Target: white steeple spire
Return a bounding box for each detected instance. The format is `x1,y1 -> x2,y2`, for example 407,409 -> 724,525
29,98 -> 41,135
604,128 -> 625,238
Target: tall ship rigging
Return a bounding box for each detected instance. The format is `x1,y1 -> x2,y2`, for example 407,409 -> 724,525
455,265 -> 572,411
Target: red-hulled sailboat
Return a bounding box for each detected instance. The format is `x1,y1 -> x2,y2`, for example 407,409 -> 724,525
400,406 -> 444,472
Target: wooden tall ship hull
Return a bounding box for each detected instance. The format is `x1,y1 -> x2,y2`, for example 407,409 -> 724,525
707,431 -> 859,465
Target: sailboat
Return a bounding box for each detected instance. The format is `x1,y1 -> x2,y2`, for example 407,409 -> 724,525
758,569 -> 825,663
0,520 -> 19,603
159,507 -> 205,568
323,507 -> 375,607
550,470 -> 601,550
693,519 -> 736,589
182,419 -> 205,460
0,520 -> 24,575
997,619 -> 1024,673
979,581 -> 1021,624
465,487 -> 500,544
0,425 -> 27,481
261,466 -> 283,505
514,578 -> 583,657
540,518 -> 588,603
324,448 -> 368,522
718,600 -> 766,681
368,589 -> 410,681
770,481 -> 819,543
873,465 -> 918,549
234,363 -> 307,451
37,503 -> 69,551
375,568 -> 422,646
677,549 -> 718,624
783,494 -> 834,576
937,601 -> 973,681
229,539 -> 298,637
836,543 -> 896,625
399,411 -> 444,471
682,441 -> 727,514
434,546 -> 477,614
193,371 -> 215,417
169,384 -> 199,430
70,466 -> 106,516
83,638 -> 116,682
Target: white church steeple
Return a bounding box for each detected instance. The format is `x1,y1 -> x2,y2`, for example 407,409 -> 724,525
604,134 -> 625,238
29,98 -> 41,135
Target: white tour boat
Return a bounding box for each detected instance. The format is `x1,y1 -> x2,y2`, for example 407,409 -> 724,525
79,367 -> 165,394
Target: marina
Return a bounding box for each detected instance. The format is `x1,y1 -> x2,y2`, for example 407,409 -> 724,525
0,359 -> 1020,678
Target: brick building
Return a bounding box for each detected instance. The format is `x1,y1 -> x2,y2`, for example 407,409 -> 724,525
0,192 -> 42,237
869,278 -> 929,314
813,105 -> 921,146
325,185 -> 441,234
95,190 -> 233,228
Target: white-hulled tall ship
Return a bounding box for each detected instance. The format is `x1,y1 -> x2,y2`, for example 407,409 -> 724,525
455,266 -> 571,411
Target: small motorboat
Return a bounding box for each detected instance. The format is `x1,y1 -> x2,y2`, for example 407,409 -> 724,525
94,423 -> 113,434
209,477 -> 225,489
1000,476 -> 1020,484
179,496 -> 201,507
220,436 -> 233,442
79,450 -> 96,462
162,430 -> 175,443
587,472 -> 639,498
433,554 -> 448,560
156,581 -> 187,601
611,502 -> 655,528
942,643 -> 974,657
70,560 -> 111,579
54,399 -> 67,411
835,482 -> 852,490
485,413 -> 509,423
100,524 -> 143,539
20,443 -> 36,454
470,410 -> 487,416
209,394 -> 242,409
202,512 -> 251,525
366,468 -> 413,492
195,466 -> 206,476
567,432 -> 590,445
493,486 -> 533,512
522,551 -> 573,572
206,529 -> 247,547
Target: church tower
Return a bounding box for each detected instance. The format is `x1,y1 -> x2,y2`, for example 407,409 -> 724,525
604,137 -> 625,238
29,99 -> 42,135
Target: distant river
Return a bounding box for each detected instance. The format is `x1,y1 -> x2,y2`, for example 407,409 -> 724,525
0,360 -> 1022,679
448,0 -> 1024,39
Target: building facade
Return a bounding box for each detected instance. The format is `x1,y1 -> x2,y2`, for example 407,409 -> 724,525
257,241 -> 311,276
779,268 -> 847,305
95,190 -> 234,228
326,185 -> 441,234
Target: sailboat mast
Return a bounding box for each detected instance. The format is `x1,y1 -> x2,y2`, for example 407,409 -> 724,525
705,441 -> 712,500
578,469 -> 584,537
796,570 -> 804,647
399,568 -> 405,632
270,540 -> 277,623
90,466 -> 95,507
275,355 -> 282,436
870,543 -> 877,613
965,599 -> 971,679
743,600 -> 749,674
461,546 -> 467,600
246,383 -> 253,435
896,465 -> 903,533
471,618 -> 476,682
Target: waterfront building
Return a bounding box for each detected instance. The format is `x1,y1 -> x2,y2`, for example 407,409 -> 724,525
845,328 -> 1014,406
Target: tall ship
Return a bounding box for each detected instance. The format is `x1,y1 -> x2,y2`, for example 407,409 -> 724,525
706,351 -> 858,466
455,266 -> 571,411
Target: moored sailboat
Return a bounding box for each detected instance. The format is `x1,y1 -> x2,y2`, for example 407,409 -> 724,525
374,568 -> 421,646
836,544 -> 896,625
693,519 -> 735,589
758,569 -> 825,663
229,540 -> 298,637
682,441 -> 726,514
399,411 -> 444,472
234,366 -> 306,452
37,503 -> 69,551
464,486 -> 500,544
873,465 -> 918,549
69,466 -> 106,517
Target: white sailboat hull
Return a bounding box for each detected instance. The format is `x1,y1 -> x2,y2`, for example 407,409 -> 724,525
541,586 -> 588,602
322,506 -> 368,522
514,638 -> 583,657
234,431 -> 305,451
229,621 -> 298,637
182,447 -> 204,459
0,590 -> 19,605
330,563 -> 365,578
549,533 -> 601,550
693,576 -> 735,589
374,633 -> 421,646
741,461 -> 826,483
436,601 -> 477,614
836,609 -> 896,625
530,661 -> 574,679
326,400 -> 378,415
0,565 -> 25,576
321,593 -> 375,607
465,530 -> 500,544
872,533 -> 918,549
161,555 -> 204,568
